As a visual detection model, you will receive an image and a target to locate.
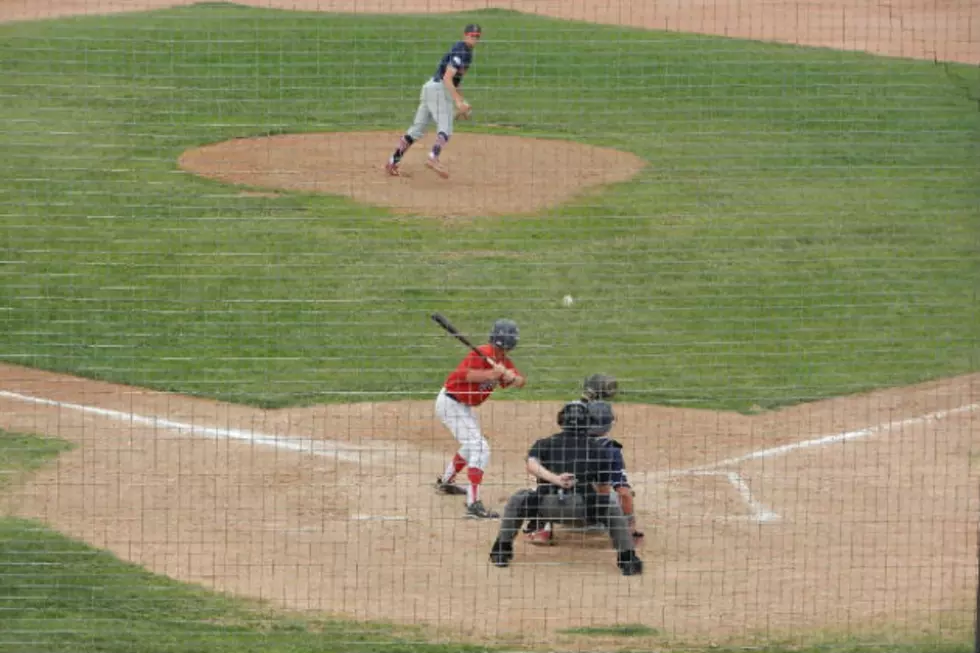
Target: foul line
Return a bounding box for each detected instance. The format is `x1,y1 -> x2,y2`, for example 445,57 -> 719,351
679,402 -> 980,474
659,401 -> 979,523
3,389 -> 976,525
0,390 -> 431,466
684,470 -> 781,523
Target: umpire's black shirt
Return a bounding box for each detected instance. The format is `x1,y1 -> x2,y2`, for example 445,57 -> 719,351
527,431 -> 614,493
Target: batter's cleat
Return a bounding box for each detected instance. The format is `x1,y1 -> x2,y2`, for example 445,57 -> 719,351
526,528 -> 553,546
434,478 -> 466,496
464,500 -> 499,520
617,550 -> 644,576
425,155 -> 450,179
489,539 -> 513,567
384,160 -> 400,176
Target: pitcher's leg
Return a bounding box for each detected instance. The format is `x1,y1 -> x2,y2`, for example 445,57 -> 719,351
386,87 -> 431,174
424,82 -> 454,178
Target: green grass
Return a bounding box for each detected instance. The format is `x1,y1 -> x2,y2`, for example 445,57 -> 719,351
559,623 -> 660,637
0,3 -> 976,409
0,433 -> 73,489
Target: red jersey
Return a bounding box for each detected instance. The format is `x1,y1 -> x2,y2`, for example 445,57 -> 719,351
443,344 -> 519,406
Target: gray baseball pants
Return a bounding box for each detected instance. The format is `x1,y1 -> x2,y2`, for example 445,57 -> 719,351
406,79 -> 455,141
494,488 -> 635,551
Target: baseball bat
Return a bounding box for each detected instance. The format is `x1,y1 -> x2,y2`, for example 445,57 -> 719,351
430,313 -> 497,365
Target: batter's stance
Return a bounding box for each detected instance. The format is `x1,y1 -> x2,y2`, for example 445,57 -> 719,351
434,318 -> 526,519
385,24 -> 481,179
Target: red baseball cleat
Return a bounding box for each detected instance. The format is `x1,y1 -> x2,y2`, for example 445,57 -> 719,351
526,528 -> 553,546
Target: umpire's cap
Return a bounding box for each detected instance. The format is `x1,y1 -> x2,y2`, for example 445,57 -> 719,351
464,23 -> 482,35
557,401 -> 591,434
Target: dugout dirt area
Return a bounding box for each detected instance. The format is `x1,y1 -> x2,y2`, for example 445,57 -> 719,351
1,0 -> 978,648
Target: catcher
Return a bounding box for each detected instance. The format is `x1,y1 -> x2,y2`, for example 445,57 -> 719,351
488,401 -> 644,576
585,400 -> 644,543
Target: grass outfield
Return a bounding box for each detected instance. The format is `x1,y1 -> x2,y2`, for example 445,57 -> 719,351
0,4 -> 976,410
0,431 -> 970,652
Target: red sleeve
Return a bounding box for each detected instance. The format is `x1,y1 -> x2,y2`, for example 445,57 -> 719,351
445,349 -> 491,385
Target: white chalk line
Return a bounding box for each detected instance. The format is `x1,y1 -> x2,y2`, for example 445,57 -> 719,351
676,470 -> 780,523
657,401 -> 980,524
725,471 -> 780,523
2,389 -> 976,526
680,402 -> 980,474
0,390 -> 439,467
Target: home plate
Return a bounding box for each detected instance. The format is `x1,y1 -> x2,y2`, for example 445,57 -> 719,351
351,515 -> 409,521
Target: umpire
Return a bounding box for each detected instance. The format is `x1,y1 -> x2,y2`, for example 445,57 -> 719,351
488,402 -> 644,576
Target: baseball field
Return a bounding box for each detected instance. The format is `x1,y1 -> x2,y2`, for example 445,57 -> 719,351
0,1 -> 978,652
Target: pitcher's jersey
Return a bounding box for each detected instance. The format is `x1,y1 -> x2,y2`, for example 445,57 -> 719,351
433,41 -> 474,87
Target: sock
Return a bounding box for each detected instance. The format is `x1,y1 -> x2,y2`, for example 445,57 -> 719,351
466,467 -> 483,505
430,131 -> 449,159
441,453 -> 467,484
391,135 -> 414,164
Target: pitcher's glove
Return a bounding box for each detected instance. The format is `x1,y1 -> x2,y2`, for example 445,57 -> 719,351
455,102 -> 472,120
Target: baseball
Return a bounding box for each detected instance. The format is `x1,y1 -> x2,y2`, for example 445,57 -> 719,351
562,295 -> 574,307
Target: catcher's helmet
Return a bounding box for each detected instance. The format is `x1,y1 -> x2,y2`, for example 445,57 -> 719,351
489,318 -> 519,351
557,401 -> 591,433
583,373 -> 618,401
586,401 -> 615,437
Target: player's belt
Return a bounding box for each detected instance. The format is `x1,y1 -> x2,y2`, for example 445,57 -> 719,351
445,391 -> 463,403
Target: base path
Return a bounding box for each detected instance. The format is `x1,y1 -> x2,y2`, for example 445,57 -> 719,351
0,0 -> 974,64
1,363 -> 977,646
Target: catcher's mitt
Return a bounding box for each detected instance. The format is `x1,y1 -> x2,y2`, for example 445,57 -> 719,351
582,373 -> 618,401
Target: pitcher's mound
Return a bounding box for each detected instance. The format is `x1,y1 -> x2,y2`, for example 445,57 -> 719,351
178,131 -> 646,218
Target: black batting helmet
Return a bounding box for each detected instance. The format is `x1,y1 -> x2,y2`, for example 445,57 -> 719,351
489,318 -> 518,350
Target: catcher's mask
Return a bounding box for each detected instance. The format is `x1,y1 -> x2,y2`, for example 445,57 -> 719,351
586,401 -> 615,437
583,373 -> 618,400
489,318 -> 519,351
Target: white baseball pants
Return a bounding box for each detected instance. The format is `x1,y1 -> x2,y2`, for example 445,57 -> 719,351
435,387 -> 490,470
